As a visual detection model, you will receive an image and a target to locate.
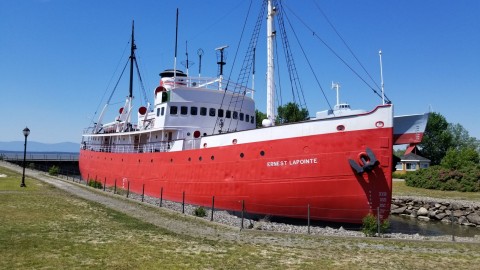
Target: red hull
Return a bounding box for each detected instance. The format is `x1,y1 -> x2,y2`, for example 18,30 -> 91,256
80,127 -> 392,224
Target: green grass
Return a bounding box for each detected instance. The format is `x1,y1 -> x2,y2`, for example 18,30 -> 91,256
1,165 -> 480,269
393,180 -> 480,201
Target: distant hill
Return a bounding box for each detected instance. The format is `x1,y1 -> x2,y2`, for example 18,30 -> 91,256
0,141 -> 79,153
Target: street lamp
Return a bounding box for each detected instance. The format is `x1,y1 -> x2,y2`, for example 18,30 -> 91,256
20,127 -> 30,188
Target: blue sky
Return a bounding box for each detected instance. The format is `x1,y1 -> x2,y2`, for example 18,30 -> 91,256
1,0 -> 479,144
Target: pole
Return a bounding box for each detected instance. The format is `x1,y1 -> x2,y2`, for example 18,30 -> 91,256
211,196 -> 215,221
451,211 -> 455,242
114,179 -> 117,194
127,181 -> 130,198
307,204 -> 311,234
379,50 -> 385,105
20,134 -> 28,187
241,200 -> 245,230
141,184 -> 145,202
103,178 -> 106,191
182,191 -> 185,214
377,207 -> 381,237
160,187 -> 163,207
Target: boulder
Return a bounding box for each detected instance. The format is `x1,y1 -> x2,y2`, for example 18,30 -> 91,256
391,206 -> 407,214
453,210 -> 464,217
467,213 -> 480,225
434,203 -> 442,209
417,216 -> 430,221
428,210 -> 437,218
458,216 -> 467,225
417,207 -> 429,216
391,204 -> 399,210
434,213 -> 447,220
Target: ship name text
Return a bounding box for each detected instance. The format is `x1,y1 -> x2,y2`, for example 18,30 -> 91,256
266,158 -> 318,167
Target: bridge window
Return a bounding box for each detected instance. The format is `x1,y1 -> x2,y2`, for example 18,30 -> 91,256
233,111 -> 238,119
170,106 -> 178,115
226,110 -> 231,118
161,107 -> 165,116
239,113 -> 244,121
251,116 -> 254,124
191,106 -> 198,115
209,108 -> 216,117
218,109 -> 224,117
180,106 -> 188,115
200,107 -> 207,116
157,108 -> 160,117
245,114 -> 250,122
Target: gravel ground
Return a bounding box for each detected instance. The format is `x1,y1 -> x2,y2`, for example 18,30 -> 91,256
2,161 -> 479,244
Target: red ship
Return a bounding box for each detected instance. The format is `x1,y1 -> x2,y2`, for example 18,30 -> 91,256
80,0 -> 426,223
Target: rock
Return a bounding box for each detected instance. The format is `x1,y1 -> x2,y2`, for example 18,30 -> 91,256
458,216 -> 467,225
467,213 -> 480,225
417,207 -> 429,216
391,206 -> 407,214
439,206 -> 447,211
441,218 -> 451,223
428,210 -> 437,218
410,211 -> 418,218
405,209 -> 413,214
418,216 -> 430,221
435,213 -> 447,220
434,203 -> 442,209
391,204 -> 399,210
453,210 -> 464,217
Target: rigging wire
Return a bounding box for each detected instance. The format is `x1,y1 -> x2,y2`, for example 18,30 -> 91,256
212,0 -> 255,134
284,3 -> 391,103
282,5 -> 333,111
90,39 -> 130,126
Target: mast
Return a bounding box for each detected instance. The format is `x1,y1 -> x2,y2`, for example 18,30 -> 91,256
129,21 -> 136,98
379,50 -> 385,105
174,9 -> 179,81
265,0 -> 276,126
332,82 -> 340,107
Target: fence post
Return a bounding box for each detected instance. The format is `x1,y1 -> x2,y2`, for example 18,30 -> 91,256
241,200 -> 245,230
451,211 -> 455,242
103,178 -> 106,191
159,187 -> 163,207
307,204 -> 311,234
182,191 -> 185,214
141,184 -> 145,202
211,196 -> 215,221
114,179 -> 117,194
126,181 -> 130,198
377,207 -> 380,237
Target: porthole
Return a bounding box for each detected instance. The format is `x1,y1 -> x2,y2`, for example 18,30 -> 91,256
232,139 -> 237,145
138,159 -> 141,163
211,155 -> 215,160
337,125 -> 345,131
151,159 -> 153,163
170,158 -> 173,163
187,132 -> 191,136
375,121 -> 384,128
203,143 -> 207,148
199,156 -> 202,161
240,153 -> 244,158
260,151 -> 265,156
188,157 -> 191,161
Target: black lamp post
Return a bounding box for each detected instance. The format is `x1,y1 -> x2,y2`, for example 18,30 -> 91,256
20,127 -> 30,188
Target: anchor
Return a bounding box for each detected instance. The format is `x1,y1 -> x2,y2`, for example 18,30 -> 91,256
349,147 -> 380,174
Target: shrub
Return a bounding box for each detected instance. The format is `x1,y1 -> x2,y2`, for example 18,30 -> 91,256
28,163 -> 35,170
193,206 -> 207,217
362,213 -> 389,237
88,180 -> 103,189
48,165 -> 59,176
405,164 -> 480,192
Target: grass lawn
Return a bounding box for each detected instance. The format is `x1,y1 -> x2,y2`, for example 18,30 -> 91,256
1,165 -> 480,269
393,180 -> 480,201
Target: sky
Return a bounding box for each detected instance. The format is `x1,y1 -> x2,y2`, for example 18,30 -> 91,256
1,0 -> 479,144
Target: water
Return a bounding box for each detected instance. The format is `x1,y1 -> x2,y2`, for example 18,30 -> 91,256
388,215 -> 480,237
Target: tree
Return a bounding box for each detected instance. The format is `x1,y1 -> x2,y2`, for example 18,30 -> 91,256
441,147 -> 480,170
255,110 -> 267,128
276,102 -> 309,124
419,112 -> 454,165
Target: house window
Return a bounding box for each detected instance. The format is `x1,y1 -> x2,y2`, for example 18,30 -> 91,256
170,106 -> 178,115
395,162 -> 403,171
406,162 -> 417,171
200,107 -> 207,116
191,106 -> 198,115
420,163 -> 429,169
